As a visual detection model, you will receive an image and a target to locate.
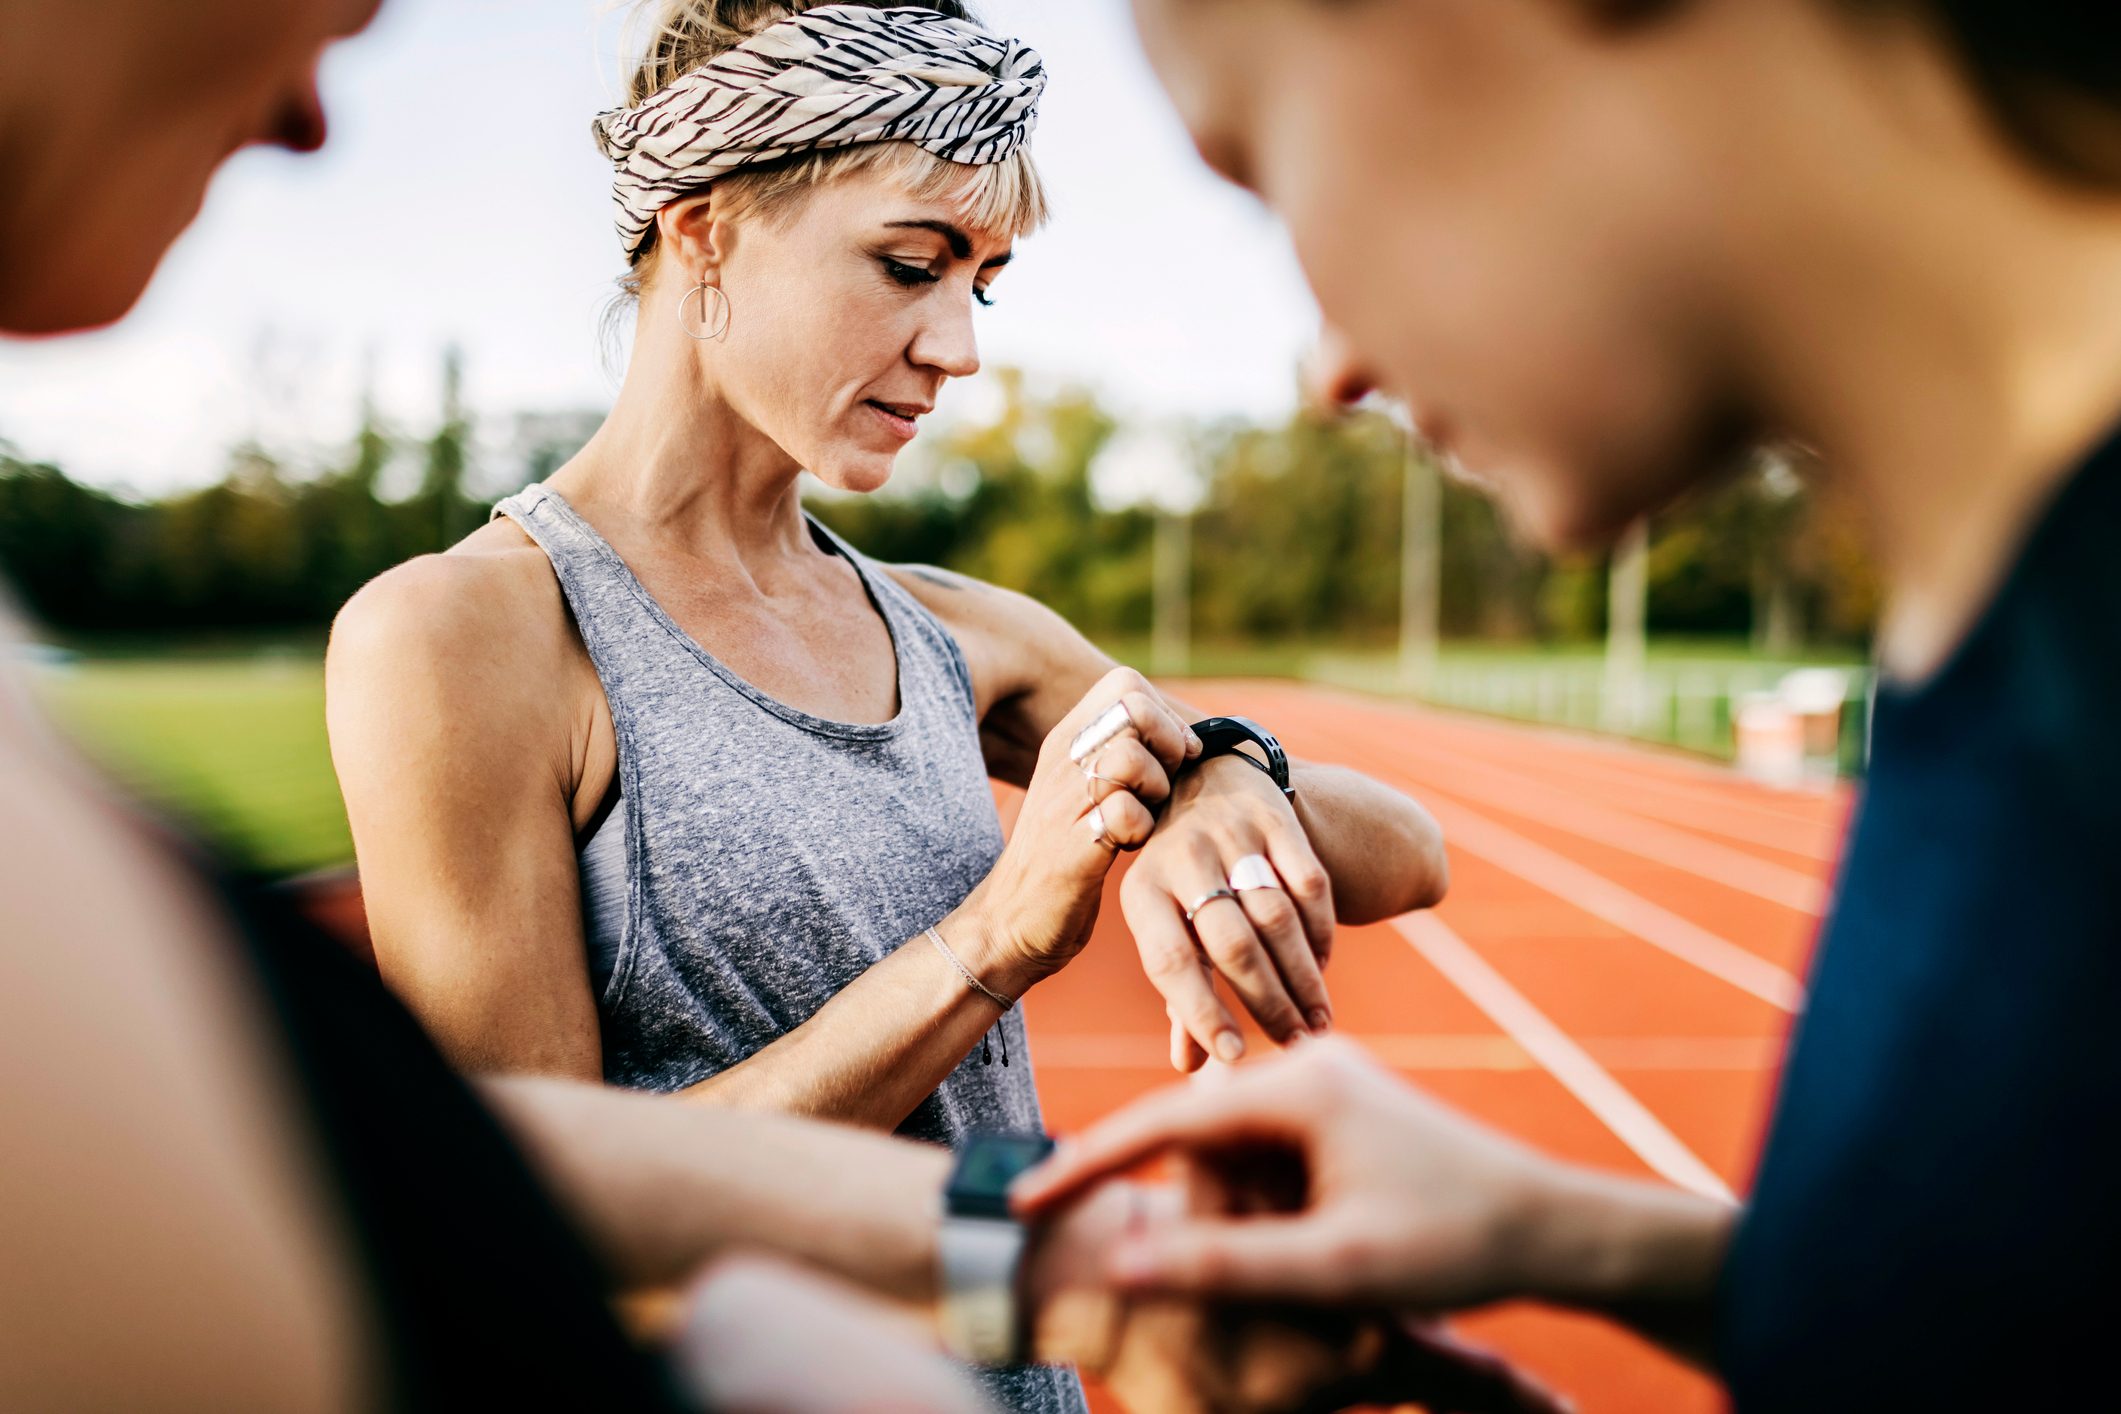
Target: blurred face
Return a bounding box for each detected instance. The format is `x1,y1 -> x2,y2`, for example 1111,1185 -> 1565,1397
0,0 -> 383,335
666,166 -> 1014,494
1130,0 -> 1759,549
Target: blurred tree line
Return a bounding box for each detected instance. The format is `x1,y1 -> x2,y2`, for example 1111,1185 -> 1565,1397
0,363 -> 1878,648
0,349 -> 485,634
821,372 -> 1880,650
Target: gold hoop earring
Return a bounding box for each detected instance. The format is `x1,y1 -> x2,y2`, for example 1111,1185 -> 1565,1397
679,277 -> 731,342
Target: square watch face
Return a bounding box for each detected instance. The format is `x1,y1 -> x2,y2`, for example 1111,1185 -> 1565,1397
946,1133 -> 1055,1219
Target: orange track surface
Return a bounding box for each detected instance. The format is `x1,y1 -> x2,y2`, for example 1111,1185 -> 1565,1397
1019,682 -> 1849,1414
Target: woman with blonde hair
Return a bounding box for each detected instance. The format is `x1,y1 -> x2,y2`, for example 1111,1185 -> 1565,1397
328,13 -> 1445,1405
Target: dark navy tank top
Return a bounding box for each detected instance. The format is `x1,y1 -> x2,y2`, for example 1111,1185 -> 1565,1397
1720,423 -> 2121,1408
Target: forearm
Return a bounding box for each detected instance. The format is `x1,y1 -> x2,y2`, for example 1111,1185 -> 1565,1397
1285,759 -> 1448,922
672,910 -> 1046,1130
482,1072 -> 1143,1367
1508,1166 -> 1736,1367
481,1074 -> 954,1299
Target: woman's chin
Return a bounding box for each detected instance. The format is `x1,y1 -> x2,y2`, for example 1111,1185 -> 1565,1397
809,454 -> 901,497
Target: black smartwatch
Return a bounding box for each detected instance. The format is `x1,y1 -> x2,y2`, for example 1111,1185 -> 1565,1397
937,1132 -> 1054,1365
1189,715 -> 1296,799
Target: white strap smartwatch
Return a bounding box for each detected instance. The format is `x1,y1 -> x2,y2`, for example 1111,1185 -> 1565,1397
937,1132 -> 1054,1367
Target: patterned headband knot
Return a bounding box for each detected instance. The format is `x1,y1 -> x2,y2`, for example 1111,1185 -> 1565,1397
592,4 -> 1047,258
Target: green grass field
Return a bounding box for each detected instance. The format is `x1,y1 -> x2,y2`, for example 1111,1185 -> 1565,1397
26,634 -> 1866,876
32,654 -> 352,876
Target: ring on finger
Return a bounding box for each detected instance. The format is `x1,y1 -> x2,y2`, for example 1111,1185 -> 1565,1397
1087,801 -> 1117,850
1227,853 -> 1283,894
1070,701 -> 1137,764
1077,742 -> 1127,789
1182,887 -> 1240,926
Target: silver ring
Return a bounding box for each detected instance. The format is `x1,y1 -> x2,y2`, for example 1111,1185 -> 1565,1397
1078,743 -> 1127,788
1227,854 -> 1283,893
1087,801 -> 1115,849
1183,887 -> 1240,926
1070,701 -> 1136,764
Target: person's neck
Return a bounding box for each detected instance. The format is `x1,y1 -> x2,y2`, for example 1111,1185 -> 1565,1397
552,321 -> 816,576
1730,17 -> 2121,684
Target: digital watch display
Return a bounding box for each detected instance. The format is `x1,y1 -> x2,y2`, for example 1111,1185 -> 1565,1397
937,1131 -> 1055,1366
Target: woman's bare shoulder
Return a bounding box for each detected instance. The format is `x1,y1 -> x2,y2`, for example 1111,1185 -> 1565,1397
881,563 -> 1102,694
327,519 -> 583,736
883,562 -> 1058,639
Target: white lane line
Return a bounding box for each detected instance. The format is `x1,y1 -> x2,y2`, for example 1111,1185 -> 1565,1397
1029,1033 -> 1782,1072
1030,1033 -> 1533,1071
1255,682 -> 1844,843
1488,775 -> 1842,863
1427,797 -> 1809,1012
1393,912 -> 1737,1202
1366,751 -> 1829,915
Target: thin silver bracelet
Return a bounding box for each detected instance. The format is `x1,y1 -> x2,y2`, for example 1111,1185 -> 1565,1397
927,926 -> 1016,1011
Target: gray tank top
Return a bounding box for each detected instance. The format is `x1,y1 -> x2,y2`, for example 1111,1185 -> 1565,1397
494,484 -> 1081,1414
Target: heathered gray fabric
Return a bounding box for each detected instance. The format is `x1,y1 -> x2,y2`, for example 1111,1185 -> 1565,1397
577,799 -> 625,993
495,483 -> 1083,1414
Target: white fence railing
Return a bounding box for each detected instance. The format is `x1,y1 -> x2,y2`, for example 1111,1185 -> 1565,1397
1413,660 -> 1873,774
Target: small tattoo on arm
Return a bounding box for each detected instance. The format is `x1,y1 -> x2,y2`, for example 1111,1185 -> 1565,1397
909,566 -> 982,593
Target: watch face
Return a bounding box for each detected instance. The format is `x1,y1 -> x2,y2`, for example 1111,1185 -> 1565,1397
946,1133 -> 1055,1219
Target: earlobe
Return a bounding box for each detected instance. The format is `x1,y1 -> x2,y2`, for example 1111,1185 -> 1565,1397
659,190 -> 728,274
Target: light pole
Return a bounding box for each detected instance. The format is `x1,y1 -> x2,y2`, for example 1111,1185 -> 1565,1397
1153,505 -> 1192,677
1399,429 -> 1441,695
1090,425 -> 1203,678
1604,517 -> 1649,733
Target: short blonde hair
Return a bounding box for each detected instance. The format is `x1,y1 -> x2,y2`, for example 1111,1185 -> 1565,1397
615,0 -> 1049,299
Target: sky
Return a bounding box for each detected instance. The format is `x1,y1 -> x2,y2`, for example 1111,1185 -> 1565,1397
0,0 -> 1323,500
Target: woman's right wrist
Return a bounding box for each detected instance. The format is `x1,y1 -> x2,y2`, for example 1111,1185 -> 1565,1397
938,901 -> 1054,1003
1509,1165 -> 1736,1316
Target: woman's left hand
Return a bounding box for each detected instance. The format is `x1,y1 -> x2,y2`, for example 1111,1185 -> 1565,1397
1121,755 -> 1336,1070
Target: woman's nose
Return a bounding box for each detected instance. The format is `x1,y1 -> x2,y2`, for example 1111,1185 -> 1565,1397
265,82 -> 329,155
910,299 -> 982,380
1304,324 -> 1379,409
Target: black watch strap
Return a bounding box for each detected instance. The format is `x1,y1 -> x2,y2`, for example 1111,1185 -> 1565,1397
1189,716 -> 1295,799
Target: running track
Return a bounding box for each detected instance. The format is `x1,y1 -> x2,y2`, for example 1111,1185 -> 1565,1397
1020,681 -> 1850,1414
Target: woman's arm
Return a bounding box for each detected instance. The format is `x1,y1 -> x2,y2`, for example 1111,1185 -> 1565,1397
480,1074 -> 956,1297
889,570 -> 1445,919
666,667 -> 1193,1125
490,1072 -> 1566,1412
888,567 -> 1448,1065
327,551 -> 610,1081
333,560 -> 1189,1126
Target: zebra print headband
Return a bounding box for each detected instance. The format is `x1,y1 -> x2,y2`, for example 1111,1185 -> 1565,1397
592,4 -> 1047,258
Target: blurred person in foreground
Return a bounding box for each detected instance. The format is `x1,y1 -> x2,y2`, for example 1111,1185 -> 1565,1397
0,1 -> 1555,1410
323,0 -> 1448,1188
1022,0 -> 2121,1408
